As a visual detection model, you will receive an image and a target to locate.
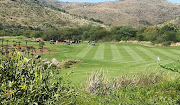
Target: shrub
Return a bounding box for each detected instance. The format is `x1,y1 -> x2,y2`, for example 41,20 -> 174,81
60,59 -> 81,68
0,51 -> 76,104
161,41 -> 172,47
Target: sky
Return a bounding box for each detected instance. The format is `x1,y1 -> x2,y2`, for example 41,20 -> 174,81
58,0 -> 180,3
167,0 -> 180,3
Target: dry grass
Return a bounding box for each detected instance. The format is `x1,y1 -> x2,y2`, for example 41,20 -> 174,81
85,69 -> 165,95
0,0 -> 106,30
60,59 -> 81,68
54,0 -> 180,27
85,70 -> 110,95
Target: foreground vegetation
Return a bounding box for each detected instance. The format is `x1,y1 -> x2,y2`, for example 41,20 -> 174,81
0,50 -> 179,104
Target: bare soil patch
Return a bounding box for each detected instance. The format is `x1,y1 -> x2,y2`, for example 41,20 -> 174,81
7,46 -> 64,54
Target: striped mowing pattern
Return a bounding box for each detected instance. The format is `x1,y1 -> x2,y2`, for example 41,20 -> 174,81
122,46 -> 144,61
93,44 -> 105,60
110,44 -> 122,61
153,48 -> 177,59
73,43 -> 179,67
136,47 -> 157,60
170,49 -> 180,54
104,44 -> 113,60
76,46 -> 92,58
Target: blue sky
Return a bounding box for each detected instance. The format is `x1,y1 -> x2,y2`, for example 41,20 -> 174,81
167,0 -> 180,3
58,0 -> 180,3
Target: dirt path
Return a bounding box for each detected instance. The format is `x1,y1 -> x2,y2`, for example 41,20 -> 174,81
142,44 -> 154,47
7,46 -> 64,54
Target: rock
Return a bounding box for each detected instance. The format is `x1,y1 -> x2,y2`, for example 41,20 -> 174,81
35,55 -> 41,59
44,61 -> 51,64
42,59 -> 47,62
51,58 -> 59,66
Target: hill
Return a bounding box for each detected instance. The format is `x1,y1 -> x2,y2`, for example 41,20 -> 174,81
158,16 -> 180,27
43,0 -> 180,27
0,0 -> 106,30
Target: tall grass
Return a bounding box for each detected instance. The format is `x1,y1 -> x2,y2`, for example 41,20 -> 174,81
86,70 -> 165,94
79,70 -> 180,104
85,70 -> 110,95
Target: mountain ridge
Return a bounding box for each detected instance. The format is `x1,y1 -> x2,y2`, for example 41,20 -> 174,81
0,0 -> 106,30
43,0 -> 180,27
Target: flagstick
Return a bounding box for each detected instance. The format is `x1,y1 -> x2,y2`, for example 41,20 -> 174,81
155,57 -> 160,71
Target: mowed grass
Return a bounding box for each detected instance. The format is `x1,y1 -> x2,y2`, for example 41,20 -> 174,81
43,43 -> 180,85
1,37 -> 180,85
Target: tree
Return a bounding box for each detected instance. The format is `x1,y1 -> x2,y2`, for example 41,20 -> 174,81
111,26 -> 137,41
159,24 -> 178,35
17,41 -> 21,51
1,38 -> 4,47
13,41 -> 17,48
91,29 -> 110,41
162,31 -> 177,42
0,23 -> 3,30
48,48 -> 51,56
23,30 -> 32,38
42,30 -> 60,41
39,42 -> 45,56
176,32 -> 180,42
25,40 -> 28,47
1,38 -> 4,53
30,46 -> 36,57
30,31 -> 42,41
5,40 -> 9,54
26,46 -> 31,57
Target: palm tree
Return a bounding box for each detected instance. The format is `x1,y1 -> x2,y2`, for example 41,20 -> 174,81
30,46 -> 35,58
25,40 -> 28,47
39,42 -> 44,56
11,47 -> 16,55
21,49 -> 26,55
48,48 -> 51,56
38,40 -> 41,47
26,46 -> 31,57
1,38 -> 4,46
13,41 -> 17,47
6,40 -> 9,46
1,38 -> 4,51
13,40 -> 16,44
17,41 -> 21,51
5,40 -> 9,54
13,41 -> 17,48
0,39 -> 2,54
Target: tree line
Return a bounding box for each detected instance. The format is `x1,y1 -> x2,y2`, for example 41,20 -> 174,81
0,24 -> 179,46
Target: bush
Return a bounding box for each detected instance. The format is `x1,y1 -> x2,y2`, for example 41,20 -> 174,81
0,51 -> 76,104
161,41 -> 172,47
60,59 -> 81,68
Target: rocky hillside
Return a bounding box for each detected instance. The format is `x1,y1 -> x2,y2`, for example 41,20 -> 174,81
0,0 -> 106,30
159,16 -> 180,27
44,0 -> 180,27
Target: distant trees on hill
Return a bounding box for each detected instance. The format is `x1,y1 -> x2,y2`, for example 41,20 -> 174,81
137,24 -> 180,45
0,24 -> 179,46
90,18 -> 104,24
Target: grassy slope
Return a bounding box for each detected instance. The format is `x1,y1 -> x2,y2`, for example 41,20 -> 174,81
2,37 -> 180,85
0,0 -> 106,29
53,0 -> 180,27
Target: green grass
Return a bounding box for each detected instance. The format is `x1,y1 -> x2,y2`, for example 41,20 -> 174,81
1,37 -> 180,85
